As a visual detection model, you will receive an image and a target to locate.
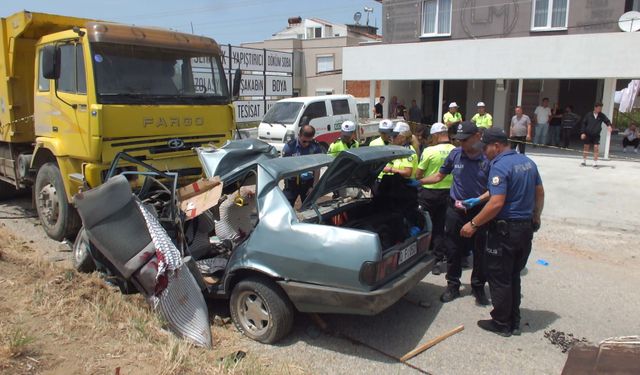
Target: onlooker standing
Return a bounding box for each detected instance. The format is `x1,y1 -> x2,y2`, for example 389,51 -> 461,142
471,102 -> 493,130
409,99 -> 422,124
443,102 -> 463,137
373,96 -> 385,118
389,96 -> 398,120
580,102 -> 613,167
509,106 -> 532,154
396,100 -> 407,119
561,105 -> 580,148
416,123 -> 454,275
622,123 -> 639,153
417,121 -> 489,306
533,98 -> 552,145
549,103 -> 562,147
460,127 -> 544,337
282,125 -> 323,206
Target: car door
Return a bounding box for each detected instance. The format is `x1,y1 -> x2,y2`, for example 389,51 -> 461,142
300,100 -> 330,137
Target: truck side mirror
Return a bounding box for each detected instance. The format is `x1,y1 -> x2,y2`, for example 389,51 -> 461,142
232,68 -> 242,100
41,45 -> 60,80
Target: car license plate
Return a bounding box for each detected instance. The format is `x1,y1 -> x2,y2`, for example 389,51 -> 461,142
398,243 -> 417,265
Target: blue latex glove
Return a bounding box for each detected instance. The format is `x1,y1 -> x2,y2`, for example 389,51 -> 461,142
406,179 -> 421,188
462,197 -> 481,208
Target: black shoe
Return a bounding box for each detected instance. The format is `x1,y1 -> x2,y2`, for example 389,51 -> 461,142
432,260 -> 444,275
512,324 -> 521,336
440,287 -> 460,303
472,288 -> 490,306
477,319 -> 512,337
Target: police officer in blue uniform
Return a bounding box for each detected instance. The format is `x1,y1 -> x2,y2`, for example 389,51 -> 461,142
282,124 -> 323,206
460,127 -> 545,337
417,121 -> 490,305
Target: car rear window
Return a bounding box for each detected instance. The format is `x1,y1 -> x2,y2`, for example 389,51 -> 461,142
331,99 -> 350,115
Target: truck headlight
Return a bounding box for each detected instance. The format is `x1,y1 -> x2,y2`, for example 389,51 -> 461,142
284,130 -> 295,143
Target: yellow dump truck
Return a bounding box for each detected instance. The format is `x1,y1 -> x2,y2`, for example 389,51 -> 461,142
0,11 -> 238,240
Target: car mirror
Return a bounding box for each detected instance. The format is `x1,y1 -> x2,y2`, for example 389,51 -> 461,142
232,68 -> 242,100
41,45 -> 60,80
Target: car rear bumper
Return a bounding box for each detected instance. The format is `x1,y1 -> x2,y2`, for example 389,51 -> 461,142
277,253 -> 435,315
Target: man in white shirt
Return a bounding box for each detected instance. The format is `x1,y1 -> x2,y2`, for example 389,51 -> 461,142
533,98 -> 552,146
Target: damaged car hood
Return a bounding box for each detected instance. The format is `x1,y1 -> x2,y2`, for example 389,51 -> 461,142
300,145 -> 413,210
197,139 -> 278,184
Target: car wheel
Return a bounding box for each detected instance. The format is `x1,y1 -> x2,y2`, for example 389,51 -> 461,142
230,277 -> 294,344
73,227 -> 96,273
34,163 -> 81,241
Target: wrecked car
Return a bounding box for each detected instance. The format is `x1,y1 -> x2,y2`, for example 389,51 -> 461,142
73,139 -> 434,345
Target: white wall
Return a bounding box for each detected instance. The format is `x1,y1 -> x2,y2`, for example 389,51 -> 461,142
343,32 -> 640,81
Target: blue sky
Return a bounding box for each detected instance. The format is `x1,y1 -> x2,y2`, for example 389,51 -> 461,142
2,0 -> 382,45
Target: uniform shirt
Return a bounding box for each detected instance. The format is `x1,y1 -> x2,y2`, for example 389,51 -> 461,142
581,112 -> 612,136
388,144 -> 418,179
369,136 -> 388,146
534,106 -> 551,124
443,111 -> 462,125
471,113 -> 493,128
418,142 -> 454,189
510,114 -> 531,137
488,150 -> 543,220
327,138 -> 359,157
440,147 -> 489,201
282,138 -> 323,181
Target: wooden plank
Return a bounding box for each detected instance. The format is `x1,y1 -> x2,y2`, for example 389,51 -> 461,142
400,325 -> 464,362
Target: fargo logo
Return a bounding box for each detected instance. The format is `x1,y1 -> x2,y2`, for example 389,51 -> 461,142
143,117 -> 204,128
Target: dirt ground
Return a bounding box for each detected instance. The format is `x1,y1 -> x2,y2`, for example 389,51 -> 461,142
0,225 -> 304,375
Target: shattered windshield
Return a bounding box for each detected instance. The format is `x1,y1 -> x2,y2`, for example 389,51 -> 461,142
263,102 -> 303,124
91,42 -> 229,104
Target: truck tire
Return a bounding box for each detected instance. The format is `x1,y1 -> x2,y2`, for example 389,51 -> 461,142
73,227 -> 96,273
230,277 -> 294,344
34,163 -> 81,241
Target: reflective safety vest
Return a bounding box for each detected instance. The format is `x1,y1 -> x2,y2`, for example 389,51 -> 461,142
327,138 -> 359,157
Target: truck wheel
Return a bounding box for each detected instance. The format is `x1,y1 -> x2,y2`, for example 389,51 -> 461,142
73,227 -> 96,273
35,163 -> 81,241
230,277 -> 294,344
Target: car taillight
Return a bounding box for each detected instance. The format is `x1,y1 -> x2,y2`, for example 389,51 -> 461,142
359,253 -> 399,286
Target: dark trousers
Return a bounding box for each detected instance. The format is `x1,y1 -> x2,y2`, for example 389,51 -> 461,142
443,204 -> 486,290
623,138 -> 640,149
561,128 -> 573,148
417,188 -> 449,261
510,136 -> 527,154
284,178 -> 314,206
485,220 -> 533,328
549,125 -> 561,146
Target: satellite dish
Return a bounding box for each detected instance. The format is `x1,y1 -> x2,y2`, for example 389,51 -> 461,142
618,11 -> 640,32
353,12 -> 362,24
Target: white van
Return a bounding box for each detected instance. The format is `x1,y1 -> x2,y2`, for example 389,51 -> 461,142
258,95 -> 366,152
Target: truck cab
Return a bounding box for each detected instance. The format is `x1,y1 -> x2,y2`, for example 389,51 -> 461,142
0,12 -> 237,240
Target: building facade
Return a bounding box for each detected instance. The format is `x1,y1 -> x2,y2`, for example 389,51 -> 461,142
243,17 -> 380,102
343,0 -> 640,157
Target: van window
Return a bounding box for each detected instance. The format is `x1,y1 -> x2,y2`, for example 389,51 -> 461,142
37,49 -> 50,92
300,101 -> 327,125
331,99 -> 350,115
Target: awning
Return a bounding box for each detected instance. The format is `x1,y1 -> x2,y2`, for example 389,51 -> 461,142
343,32 -> 640,81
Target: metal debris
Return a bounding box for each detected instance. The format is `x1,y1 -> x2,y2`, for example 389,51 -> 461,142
544,329 -> 589,353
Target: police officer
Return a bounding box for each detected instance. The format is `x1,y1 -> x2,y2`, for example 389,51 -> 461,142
370,119 -> 395,146
460,127 -> 545,337
417,121 -> 489,305
471,102 -> 493,130
443,102 -> 463,137
282,124 -> 323,206
383,122 -> 417,178
416,123 -> 454,275
328,120 -> 359,157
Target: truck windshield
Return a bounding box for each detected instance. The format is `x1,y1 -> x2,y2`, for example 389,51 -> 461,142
91,42 -> 229,105
263,102 -> 303,124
